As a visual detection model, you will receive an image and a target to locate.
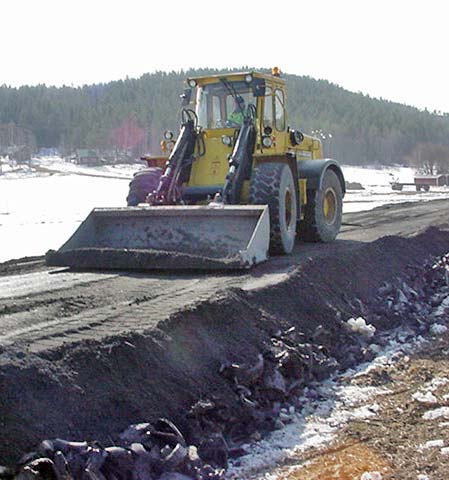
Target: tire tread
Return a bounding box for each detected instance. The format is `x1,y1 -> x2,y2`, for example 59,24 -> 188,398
126,168 -> 162,206
301,169 -> 342,242
249,163 -> 296,254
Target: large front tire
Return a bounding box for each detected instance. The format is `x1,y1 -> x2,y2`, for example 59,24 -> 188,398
126,168 -> 163,206
300,169 -> 342,242
249,162 -> 297,255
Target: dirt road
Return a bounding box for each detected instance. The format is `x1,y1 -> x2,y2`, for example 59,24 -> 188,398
1,199 -> 448,352
1,198 -> 449,465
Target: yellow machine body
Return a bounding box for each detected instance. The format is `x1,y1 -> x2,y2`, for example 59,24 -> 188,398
47,70 -> 344,270
147,71 -> 325,216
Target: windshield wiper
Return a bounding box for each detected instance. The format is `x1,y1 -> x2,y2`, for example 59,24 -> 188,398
219,78 -> 245,116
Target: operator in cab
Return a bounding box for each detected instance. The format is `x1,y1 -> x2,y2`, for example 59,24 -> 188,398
227,95 -> 246,127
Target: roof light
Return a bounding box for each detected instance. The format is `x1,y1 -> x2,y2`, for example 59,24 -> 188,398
244,74 -> 253,83
188,79 -> 197,88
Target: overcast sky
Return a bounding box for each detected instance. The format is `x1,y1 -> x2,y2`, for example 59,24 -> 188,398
2,0 -> 448,113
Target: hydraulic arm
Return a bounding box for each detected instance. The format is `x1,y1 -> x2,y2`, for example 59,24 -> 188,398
222,112 -> 256,204
148,109 -> 198,205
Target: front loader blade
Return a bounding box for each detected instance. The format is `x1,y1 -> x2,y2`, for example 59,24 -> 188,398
45,205 -> 270,270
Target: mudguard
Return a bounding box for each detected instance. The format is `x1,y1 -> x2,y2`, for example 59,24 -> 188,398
298,159 -> 346,195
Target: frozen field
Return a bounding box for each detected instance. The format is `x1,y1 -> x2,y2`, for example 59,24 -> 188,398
343,164 -> 449,212
0,174 -> 130,262
1,158 -> 449,262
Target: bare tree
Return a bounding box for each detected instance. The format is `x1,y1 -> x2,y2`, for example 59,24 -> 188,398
406,143 -> 449,174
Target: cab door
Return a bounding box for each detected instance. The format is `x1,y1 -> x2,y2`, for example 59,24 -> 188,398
259,86 -> 288,156
272,88 -> 288,155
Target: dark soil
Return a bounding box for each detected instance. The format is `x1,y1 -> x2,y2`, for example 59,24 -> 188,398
1,227 -> 449,467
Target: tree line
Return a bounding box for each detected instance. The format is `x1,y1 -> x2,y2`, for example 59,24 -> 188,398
1,68 -> 449,171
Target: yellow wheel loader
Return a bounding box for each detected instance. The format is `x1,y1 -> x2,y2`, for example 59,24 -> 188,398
46,69 -> 345,270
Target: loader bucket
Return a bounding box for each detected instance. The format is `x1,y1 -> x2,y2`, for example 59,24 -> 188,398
45,205 -> 270,270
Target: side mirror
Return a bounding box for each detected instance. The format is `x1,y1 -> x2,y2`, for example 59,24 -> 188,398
180,88 -> 192,106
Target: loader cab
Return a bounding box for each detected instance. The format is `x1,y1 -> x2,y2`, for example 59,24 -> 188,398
187,72 -> 287,145
184,72 -> 289,197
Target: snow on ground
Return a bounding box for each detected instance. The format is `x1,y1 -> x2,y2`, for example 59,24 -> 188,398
227,259 -> 449,480
1,159 -> 449,262
343,165 -> 449,213
226,326 -> 441,480
32,156 -> 140,179
0,157 -> 148,262
0,174 -> 130,262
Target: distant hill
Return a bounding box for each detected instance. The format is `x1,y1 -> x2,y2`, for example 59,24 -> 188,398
1,68 -> 449,165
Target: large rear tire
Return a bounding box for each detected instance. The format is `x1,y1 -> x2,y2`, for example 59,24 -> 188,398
300,169 -> 342,242
249,162 -> 297,255
126,168 -> 163,206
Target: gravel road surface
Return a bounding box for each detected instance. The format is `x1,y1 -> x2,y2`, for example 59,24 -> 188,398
0,198 -> 448,465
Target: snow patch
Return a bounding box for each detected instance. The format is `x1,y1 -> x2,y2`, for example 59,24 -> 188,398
435,296 -> 449,316
338,386 -> 389,407
0,173 -> 130,262
228,317 -> 444,479
345,317 -> 376,337
412,391 -> 438,404
420,439 -> 445,449
361,473 -> 383,480
428,377 -> 449,391
423,407 -> 449,421
430,323 -> 448,335
227,381 -> 385,479
342,165 -> 449,214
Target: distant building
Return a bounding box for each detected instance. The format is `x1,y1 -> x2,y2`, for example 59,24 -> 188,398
75,149 -> 101,166
37,147 -> 59,157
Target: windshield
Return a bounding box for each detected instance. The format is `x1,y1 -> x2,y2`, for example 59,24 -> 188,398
195,81 -> 258,129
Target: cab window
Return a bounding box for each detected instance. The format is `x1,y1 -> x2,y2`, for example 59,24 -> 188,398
195,81 -> 257,129
263,87 -> 273,127
225,95 -> 235,118
212,96 -> 222,127
275,89 -> 285,131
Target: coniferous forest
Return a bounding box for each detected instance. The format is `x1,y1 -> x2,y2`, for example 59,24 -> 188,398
1,68 -> 449,169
